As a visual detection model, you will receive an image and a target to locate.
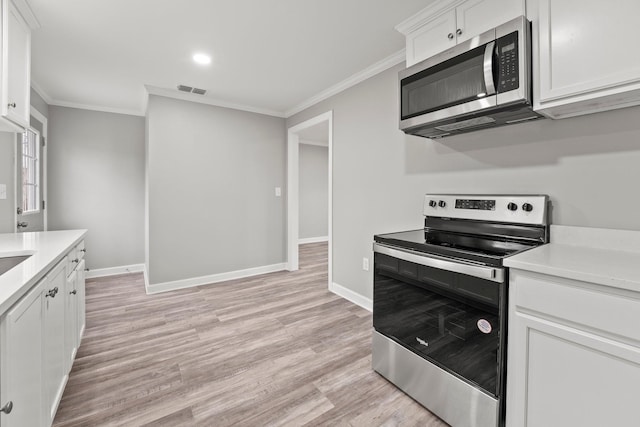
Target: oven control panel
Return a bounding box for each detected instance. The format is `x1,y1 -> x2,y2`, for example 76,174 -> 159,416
424,194 -> 548,225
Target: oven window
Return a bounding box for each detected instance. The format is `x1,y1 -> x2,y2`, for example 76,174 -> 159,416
401,44 -> 489,120
373,254 -> 502,396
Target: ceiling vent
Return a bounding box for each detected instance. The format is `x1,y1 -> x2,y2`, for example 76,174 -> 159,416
177,85 -> 207,95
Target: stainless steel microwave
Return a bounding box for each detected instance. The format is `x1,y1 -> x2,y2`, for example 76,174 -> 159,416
399,16 -> 543,139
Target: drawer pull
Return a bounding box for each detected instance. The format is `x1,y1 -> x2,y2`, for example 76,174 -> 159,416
70,289 -> 77,295
7,102 -> 16,108
1,400 -> 13,414
72,258 -> 79,263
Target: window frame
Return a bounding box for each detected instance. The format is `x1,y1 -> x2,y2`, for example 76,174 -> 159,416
21,127 -> 41,215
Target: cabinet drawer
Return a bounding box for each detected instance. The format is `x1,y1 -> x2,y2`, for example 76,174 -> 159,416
66,241 -> 85,275
511,270 -> 640,343
76,240 -> 85,261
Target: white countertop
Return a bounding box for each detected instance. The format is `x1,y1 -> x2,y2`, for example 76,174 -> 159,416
505,225 -> 640,292
0,230 -> 87,315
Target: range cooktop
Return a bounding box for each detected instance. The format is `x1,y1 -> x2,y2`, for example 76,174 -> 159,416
374,229 -> 537,267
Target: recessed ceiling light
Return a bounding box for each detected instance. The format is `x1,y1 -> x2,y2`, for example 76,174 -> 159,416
193,53 -> 211,65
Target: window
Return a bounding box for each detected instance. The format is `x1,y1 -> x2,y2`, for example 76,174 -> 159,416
21,128 -> 40,213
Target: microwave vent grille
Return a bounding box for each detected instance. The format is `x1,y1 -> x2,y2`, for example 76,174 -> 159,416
435,116 -> 496,132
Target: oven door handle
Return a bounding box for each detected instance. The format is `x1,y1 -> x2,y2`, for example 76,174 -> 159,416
373,243 -> 504,283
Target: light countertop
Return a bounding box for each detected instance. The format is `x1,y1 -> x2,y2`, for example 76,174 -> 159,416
0,230 -> 87,315
505,225 -> 640,292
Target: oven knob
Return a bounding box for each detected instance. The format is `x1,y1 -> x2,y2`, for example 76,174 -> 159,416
429,200 -> 437,208
507,202 -> 518,211
522,203 -> 533,212
438,200 -> 446,208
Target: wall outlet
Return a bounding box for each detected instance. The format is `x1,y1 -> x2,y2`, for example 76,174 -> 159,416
275,187 -> 281,197
362,257 -> 370,271
0,184 -> 6,200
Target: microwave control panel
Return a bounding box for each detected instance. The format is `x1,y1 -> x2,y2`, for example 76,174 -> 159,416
496,32 -> 519,93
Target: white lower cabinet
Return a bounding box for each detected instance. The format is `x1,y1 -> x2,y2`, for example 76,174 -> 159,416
65,258 -> 86,372
43,260 -> 67,425
0,278 -> 45,427
506,269 -> 640,426
0,239 -> 86,427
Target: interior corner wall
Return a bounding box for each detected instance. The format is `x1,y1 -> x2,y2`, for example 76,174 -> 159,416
146,95 -> 286,285
299,143 -> 328,240
48,106 -> 145,270
286,62 -> 640,302
30,88 -> 49,117
0,132 -> 15,233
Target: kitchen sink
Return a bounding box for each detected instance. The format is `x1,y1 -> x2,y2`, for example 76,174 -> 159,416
0,255 -> 31,275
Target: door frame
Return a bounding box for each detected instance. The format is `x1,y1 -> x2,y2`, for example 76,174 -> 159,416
286,111 -> 333,284
14,107 -> 48,232
31,107 -> 48,231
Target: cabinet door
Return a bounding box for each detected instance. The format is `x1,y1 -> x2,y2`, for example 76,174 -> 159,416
77,259 -> 86,343
535,0 -> 640,117
507,312 -> 640,427
65,269 -> 78,372
455,0 -> 523,44
1,0 -> 31,128
406,10 -> 456,66
43,260 -> 67,425
0,279 -> 45,427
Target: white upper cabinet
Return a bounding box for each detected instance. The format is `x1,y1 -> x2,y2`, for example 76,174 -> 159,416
455,0 -> 523,44
0,0 -> 37,132
397,0 -> 524,67
531,0 -> 640,118
405,11 -> 457,66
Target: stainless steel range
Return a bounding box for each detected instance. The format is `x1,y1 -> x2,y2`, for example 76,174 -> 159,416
372,194 -> 549,427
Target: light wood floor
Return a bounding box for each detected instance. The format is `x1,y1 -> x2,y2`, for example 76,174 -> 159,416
53,243 -> 447,426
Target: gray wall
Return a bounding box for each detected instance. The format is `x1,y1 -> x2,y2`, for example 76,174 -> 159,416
48,106 -> 145,270
30,88 -> 49,118
299,143 -> 328,239
287,62 -> 640,301
0,133 -> 15,233
146,95 -> 286,284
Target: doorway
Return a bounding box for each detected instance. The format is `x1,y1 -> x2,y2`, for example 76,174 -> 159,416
15,107 -> 47,232
286,111 -> 333,286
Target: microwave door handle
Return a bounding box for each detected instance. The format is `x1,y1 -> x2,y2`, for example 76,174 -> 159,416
483,41 -> 496,96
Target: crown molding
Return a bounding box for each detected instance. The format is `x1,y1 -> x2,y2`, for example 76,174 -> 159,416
13,0 -> 40,29
284,49 -> 406,118
32,49 -> 406,120
145,85 -> 286,118
49,100 -> 145,117
30,80 -> 53,104
32,80 -> 144,116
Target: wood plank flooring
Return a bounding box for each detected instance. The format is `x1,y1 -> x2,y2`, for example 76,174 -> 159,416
53,243 -> 447,426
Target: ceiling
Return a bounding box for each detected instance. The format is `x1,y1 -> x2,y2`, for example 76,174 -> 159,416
27,0 -> 431,117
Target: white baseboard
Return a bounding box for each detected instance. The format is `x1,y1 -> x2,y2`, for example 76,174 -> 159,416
329,282 -> 372,312
146,263 -> 287,295
298,236 -> 329,245
85,263 -> 146,279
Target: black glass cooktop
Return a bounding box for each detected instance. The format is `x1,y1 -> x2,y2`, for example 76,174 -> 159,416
374,229 -> 537,267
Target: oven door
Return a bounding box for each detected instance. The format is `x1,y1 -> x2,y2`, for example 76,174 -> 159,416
373,244 -> 506,397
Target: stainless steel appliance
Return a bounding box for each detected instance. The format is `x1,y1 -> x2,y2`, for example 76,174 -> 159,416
372,194 -> 549,427
399,16 -> 543,139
